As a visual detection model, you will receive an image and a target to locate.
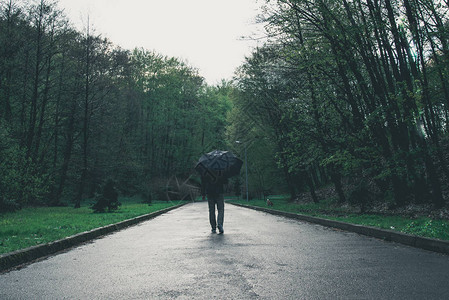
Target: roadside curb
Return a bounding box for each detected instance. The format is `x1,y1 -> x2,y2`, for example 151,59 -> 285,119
229,202 -> 449,256
0,202 -> 188,273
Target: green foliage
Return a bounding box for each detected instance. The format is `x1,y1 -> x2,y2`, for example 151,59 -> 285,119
0,1 -> 232,209
0,122 -> 49,211
0,124 -> 20,211
232,0 -> 449,207
229,197 -> 449,241
0,198 -> 180,254
231,177 -> 242,197
91,179 -> 121,213
1,0 -> 448,212
403,220 -> 449,240
321,150 -> 364,175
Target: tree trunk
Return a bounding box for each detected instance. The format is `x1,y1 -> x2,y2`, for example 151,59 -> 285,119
26,3 -> 44,160
331,170 -> 346,203
75,23 -> 91,209
306,173 -> 319,203
52,100 -> 76,206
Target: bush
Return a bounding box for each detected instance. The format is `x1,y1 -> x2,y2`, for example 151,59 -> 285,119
0,123 -> 49,211
91,179 -> 121,213
348,179 -> 371,212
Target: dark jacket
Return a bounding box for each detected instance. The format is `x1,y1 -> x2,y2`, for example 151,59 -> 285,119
201,176 -> 228,196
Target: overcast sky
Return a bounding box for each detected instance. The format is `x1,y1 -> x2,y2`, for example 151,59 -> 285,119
56,0 -> 265,84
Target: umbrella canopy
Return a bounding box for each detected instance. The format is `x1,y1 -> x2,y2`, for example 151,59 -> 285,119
195,150 -> 243,180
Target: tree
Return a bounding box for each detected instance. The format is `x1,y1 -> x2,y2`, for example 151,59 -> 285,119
232,0 -> 449,208
0,0 -> 232,211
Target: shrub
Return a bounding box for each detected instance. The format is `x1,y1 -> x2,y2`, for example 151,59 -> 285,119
91,179 -> 121,213
0,123 -> 49,211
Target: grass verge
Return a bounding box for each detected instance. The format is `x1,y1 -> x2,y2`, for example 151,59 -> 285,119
0,198 -> 182,255
228,196 -> 449,241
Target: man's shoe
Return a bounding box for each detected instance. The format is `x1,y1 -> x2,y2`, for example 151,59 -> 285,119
211,228 -> 217,234
217,225 -> 224,234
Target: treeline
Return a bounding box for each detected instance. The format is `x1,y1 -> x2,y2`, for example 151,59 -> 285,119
0,0 -> 231,211
3,0 -> 449,212
229,0 -> 449,208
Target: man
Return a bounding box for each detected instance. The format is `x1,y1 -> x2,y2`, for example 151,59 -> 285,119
201,175 -> 227,234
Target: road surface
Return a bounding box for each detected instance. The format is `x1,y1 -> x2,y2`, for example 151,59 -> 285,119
1,202 -> 449,299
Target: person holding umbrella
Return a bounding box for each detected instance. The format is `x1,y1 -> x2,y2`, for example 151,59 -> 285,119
196,150 -> 243,234
201,175 -> 227,234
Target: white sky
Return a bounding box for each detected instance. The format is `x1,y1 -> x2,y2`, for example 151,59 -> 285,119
56,0 -> 265,85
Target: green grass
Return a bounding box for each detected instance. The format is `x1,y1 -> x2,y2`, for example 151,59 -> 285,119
0,198 -> 182,255
228,197 -> 449,241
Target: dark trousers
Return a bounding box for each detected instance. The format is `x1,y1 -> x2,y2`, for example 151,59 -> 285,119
208,194 -> 224,229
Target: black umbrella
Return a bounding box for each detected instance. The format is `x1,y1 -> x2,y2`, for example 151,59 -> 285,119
195,150 -> 243,180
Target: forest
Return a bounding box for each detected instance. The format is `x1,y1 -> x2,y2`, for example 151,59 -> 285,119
229,0 -> 449,210
0,0 -> 233,211
1,0 -> 449,212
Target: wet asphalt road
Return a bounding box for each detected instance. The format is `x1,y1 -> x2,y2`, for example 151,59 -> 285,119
1,202 -> 449,299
